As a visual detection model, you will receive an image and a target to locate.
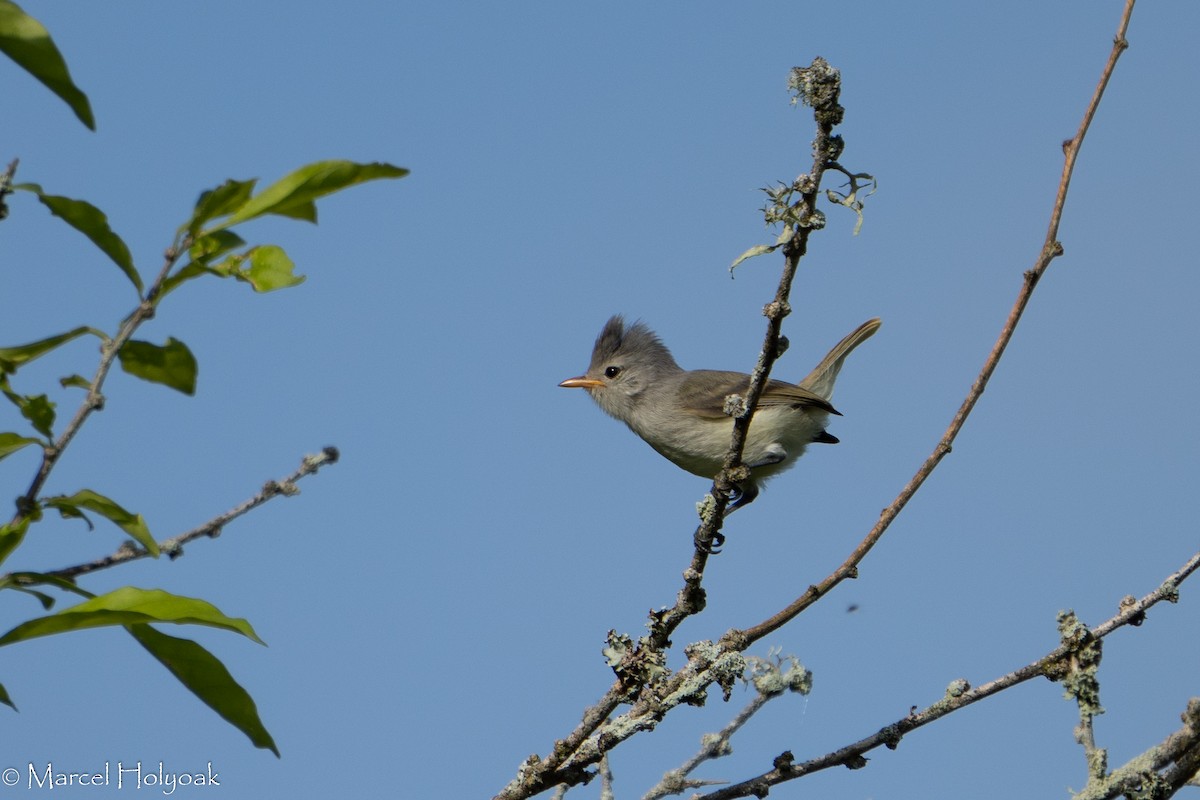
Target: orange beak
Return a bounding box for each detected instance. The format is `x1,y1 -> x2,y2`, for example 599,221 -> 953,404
558,376 -> 604,389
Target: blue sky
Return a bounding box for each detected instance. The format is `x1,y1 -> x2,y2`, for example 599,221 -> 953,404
2,2 -> 1198,798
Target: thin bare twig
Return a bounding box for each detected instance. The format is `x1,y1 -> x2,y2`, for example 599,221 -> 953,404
1,448 -> 340,584
642,705 -> 758,800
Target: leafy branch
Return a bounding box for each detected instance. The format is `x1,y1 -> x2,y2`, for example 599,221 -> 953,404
2,158 -> 406,563
0,157 -> 404,749
2,3 -> 408,750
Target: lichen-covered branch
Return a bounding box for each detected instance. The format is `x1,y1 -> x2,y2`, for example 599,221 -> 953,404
695,548 -> 1198,799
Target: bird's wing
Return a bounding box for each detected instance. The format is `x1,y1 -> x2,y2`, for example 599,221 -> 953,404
675,371 -> 751,420
758,382 -> 840,415
679,370 -> 838,420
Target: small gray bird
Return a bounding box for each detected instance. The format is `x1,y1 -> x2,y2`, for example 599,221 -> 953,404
559,316 -> 880,512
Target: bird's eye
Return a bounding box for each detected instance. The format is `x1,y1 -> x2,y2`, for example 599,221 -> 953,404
604,366 -> 621,378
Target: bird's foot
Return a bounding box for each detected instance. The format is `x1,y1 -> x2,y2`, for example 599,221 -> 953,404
694,528 -> 725,554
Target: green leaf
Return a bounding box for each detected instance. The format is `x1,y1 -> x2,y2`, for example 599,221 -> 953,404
0,377 -> 55,436
59,374 -> 90,389
208,160 -> 408,232
129,625 -> 279,756
159,261 -> 220,299
0,587 -> 265,647
209,252 -> 248,278
0,326 -> 104,375
0,572 -> 91,621
157,230 -> 250,298
186,179 -> 257,235
10,586 -> 54,610
6,392 -> 55,438
16,184 -> 141,292
0,431 -> 39,462
0,680 -> 16,711
117,337 -> 197,395
189,229 -> 247,262
0,0 -> 94,129
243,245 -> 305,292
49,501 -> 88,525
0,518 -> 31,568
0,571 -> 93,601
43,489 -> 158,555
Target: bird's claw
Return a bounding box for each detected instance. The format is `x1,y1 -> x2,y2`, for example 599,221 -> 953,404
725,482 -> 759,515
694,529 -> 725,554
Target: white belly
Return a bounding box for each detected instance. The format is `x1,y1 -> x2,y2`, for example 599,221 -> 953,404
632,404 -> 830,482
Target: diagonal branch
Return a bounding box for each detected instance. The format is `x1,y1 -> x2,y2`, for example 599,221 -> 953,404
1,447 -> 340,584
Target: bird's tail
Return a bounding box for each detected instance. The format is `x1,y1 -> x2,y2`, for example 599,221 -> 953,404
798,318 -> 881,401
